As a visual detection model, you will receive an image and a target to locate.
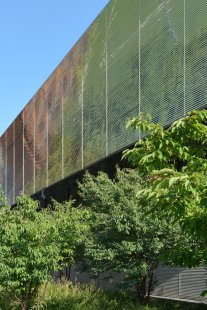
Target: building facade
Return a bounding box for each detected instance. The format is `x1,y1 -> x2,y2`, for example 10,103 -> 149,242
0,0 -> 207,303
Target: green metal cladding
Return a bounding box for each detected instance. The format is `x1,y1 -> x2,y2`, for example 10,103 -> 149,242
1,0 -> 207,205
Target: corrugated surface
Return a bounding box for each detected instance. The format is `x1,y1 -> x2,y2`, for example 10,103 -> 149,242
83,9 -> 106,165
140,0 -> 184,125
47,68 -> 62,186
59,265 -> 207,304
107,0 -> 140,153
63,41 -> 83,176
186,0 -> 207,112
24,99 -> 35,195
0,133 -> 6,195
15,113 -> 23,199
6,124 -> 14,205
152,266 -> 207,304
35,84 -> 47,192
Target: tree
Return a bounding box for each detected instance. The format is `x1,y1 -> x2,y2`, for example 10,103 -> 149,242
78,169 -> 192,304
0,194 -> 89,310
123,110 -> 207,269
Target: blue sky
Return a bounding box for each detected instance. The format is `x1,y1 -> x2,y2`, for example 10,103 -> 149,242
0,0 -> 109,136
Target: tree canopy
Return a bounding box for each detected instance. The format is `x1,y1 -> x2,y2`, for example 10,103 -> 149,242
78,168 -> 192,304
0,193 -> 89,310
123,110 -> 207,268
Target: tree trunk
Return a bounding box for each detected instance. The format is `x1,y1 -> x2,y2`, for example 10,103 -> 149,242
136,271 -> 155,306
146,263 -> 159,304
21,298 -> 26,310
21,303 -> 26,310
66,266 -> 71,280
136,275 -> 147,305
21,292 -> 26,310
21,286 -> 38,310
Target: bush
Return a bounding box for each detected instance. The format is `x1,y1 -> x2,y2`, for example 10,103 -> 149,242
0,280 -> 206,309
37,281 -> 139,310
37,281 -> 207,310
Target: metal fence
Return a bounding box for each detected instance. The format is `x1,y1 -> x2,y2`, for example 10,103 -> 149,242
152,266 -> 207,303
62,265 -> 207,304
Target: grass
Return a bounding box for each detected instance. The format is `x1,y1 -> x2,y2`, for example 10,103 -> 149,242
37,281 -> 139,310
0,281 -> 206,309
37,281 -> 207,310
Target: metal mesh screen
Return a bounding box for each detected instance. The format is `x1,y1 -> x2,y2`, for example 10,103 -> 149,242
63,41 -> 82,176
15,113 -> 23,199
61,55 -> 70,177
0,133 -> 6,195
35,84 -> 48,192
0,0 -> 207,204
24,100 -> 35,195
107,0 -> 140,154
186,0 -> 207,112
83,9 -> 106,165
6,124 -> 14,205
140,0 -> 184,125
47,68 -> 62,186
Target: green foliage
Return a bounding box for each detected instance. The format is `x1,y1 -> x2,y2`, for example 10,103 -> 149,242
78,169 -> 191,304
37,281 -> 139,310
124,110 -> 207,267
37,281 -> 206,310
0,194 -> 89,310
0,186 -> 6,205
0,280 -> 205,310
50,200 -> 90,268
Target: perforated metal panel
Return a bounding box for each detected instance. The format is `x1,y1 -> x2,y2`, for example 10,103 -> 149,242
107,0 -> 140,154
140,0 -> 184,125
0,133 -> 6,195
47,68 -> 62,186
24,100 -> 35,195
83,9 -> 106,165
15,113 -> 23,199
61,55 -> 70,179
63,41 -> 82,176
6,124 -> 14,205
186,0 -> 207,112
35,84 -> 48,192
